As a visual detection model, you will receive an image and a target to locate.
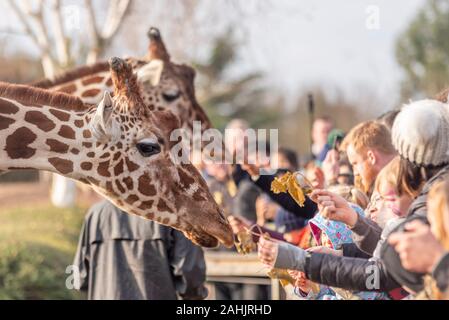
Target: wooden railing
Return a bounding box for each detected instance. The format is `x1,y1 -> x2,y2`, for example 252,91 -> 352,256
204,251 -> 287,300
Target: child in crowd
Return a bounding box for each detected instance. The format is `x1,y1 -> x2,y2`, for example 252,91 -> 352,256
289,205 -> 388,300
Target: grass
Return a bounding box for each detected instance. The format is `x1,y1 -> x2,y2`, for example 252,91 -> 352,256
0,203 -> 88,299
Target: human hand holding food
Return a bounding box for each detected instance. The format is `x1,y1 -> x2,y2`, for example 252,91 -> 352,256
227,215 -> 252,235
258,235 -> 279,267
309,189 -> 358,227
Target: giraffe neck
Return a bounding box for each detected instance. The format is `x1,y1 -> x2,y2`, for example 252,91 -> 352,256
53,70 -> 113,105
0,97 -> 96,180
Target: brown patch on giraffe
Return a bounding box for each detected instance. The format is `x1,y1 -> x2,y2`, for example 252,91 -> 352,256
140,200 -> 154,209
105,181 -> 114,194
83,130 -> 92,139
87,177 -> 100,186
58,125 -> 76,139
83,142 -> 92,148
58,84 -> 77,94
78,178 -> 89,185
74,119 -> 84,128
48,157 -> 74,175
82,76 -> 105,86
87,152 -> 95,158
157,198 -> 171,212
82,89 -> 101,98
116,180 -> 126,193
24,111 -> 56,132
123,177 -> 133,190
114,159 -> 124,176
71,148 -> 80,155
100,152 -> 110,159
113,152 -> 121,161
0,98 -> 19,115
98,160 -> 111,177
49,109 -> 71,121
125,157 -> 139,172
106,78 -> 113,87
193,190 -> 207,202
5,127 -> 37,159
162,218 -> 170,225
125,194 -> 139,205
81,162 -> 93,171
177,167 -> 195,189
0,115 -> 14,130
138,175 -> 157,196
144,211 -> 155,219
46,139 -> 69,154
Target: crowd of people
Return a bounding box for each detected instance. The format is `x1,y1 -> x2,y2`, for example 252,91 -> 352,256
251,92 -> 449,300
72,89 -> 449,300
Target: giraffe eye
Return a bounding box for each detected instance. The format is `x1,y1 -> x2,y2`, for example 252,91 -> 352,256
136,142 -> 161,157
162,90 -> 181,102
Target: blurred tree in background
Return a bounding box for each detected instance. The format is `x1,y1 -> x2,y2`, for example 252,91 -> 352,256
396,0 -> 449,99
195,29 -> 281,130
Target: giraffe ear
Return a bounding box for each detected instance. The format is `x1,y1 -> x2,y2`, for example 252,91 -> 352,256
136,59 -> 164,86
90,92 -> 118,142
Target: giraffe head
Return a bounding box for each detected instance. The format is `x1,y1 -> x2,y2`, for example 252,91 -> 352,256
127,27 -> 211,135
81,57 -> 233,248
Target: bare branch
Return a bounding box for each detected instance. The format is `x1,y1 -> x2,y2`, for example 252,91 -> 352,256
0,27 -> 30,37
32,1 -> 56,77
101,0 -> 131,40
6,0 -> 56,77
49,0 -> 70,67
84,0 -> 101,64
85,0 -> 131,63
7,0 -> 40,47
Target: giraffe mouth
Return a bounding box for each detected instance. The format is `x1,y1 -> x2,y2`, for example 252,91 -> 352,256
184,229 -> 220,248
182,218 -> 234,248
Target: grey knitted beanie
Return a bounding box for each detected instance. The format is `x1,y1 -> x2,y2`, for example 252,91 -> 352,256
391,99 -> 449,167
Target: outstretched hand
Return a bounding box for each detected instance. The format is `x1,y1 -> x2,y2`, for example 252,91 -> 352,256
309,189 -> 358,227
388,220 -> 446,274
227,215 -> 252,235
288,270 -> 311,293
257,236 -> 279,267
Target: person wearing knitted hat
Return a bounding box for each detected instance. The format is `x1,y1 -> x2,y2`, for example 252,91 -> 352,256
382,98 -> 449,295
